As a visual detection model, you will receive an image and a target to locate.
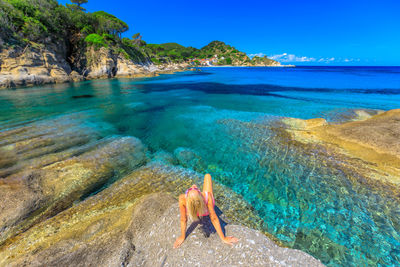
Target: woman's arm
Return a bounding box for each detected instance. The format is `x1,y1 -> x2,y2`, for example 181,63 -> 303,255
179,195 -> 187,237
173,194 -> 187,248
207,193 -> 239,245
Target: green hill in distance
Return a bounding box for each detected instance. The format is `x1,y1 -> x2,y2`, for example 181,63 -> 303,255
145,40 -> 281,66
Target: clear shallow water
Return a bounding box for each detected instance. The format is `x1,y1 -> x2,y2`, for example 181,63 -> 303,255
1,66 -> 400,266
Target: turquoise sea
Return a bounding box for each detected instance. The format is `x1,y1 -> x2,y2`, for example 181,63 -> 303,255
1,66 -> 400,266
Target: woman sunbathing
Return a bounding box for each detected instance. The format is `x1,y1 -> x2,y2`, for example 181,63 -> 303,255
173,173 -> 239,248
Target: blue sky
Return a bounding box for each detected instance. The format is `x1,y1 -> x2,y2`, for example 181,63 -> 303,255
59,0 -> 400,65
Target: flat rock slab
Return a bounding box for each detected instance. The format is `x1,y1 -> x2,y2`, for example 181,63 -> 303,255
282,109 -> 400,185
134,200 -> 324,267
331,109 -> 400,157
0,190 -> 324,267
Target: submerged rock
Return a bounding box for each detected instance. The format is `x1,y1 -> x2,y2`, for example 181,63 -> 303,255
174,147 -> 205,171
217,114 -> 400,265
0,173 -> 323,266
0,136 -> 148,244
152,150 -> 178,165
0,146 -> 17,169
0,113 -> 106,178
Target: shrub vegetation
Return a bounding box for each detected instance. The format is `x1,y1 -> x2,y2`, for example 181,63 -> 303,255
0,0 -> 277,66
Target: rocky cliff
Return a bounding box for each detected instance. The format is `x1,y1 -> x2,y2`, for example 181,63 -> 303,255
0,42 -> 72,88
0,44 -> 189,89
0,0 -> 193,89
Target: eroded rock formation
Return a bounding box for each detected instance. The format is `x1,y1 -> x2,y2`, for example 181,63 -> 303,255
282,109 -> 400,186
0,44 -> 72,88
0,45 -> 189,89
0,177 -> 324,266
0,114 -> 148,244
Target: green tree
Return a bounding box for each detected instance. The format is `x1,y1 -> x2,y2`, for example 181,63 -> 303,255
70,0 -> 87,11
84,33 -> 107,49
131,32 -> 142,46
22,16 -> 47,40
132,32 -> 141,39
93,11 -> 128,37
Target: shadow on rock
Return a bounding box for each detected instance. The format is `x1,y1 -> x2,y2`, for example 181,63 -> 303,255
186,206 -> 228,238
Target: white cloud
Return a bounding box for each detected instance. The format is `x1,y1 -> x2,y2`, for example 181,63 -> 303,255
248,53 -> 266,58
269,53 -> 316,62
317,57 -> 335,63
265,53 -> 359,64
343,58 -> 360,62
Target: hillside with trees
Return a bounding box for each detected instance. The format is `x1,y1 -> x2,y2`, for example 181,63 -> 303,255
0,0 -> 149,67
145,40 -> 280,66
144,43 -> 198,65
195,41 -> 250,65
0,0 -> 281,88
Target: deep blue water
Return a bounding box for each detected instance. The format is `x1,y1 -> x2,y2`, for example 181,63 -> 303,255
1,66 -> 400,266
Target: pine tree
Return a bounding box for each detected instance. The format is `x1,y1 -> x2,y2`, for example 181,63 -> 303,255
70,0 -> 88,11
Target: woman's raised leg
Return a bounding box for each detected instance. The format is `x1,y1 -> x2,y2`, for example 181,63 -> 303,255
202,173 -> 213,195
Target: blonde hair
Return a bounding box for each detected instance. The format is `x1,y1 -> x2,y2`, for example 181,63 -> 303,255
186,192 -> 207,221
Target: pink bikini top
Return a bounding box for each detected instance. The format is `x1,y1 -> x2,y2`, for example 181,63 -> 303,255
185,188 -> 215,217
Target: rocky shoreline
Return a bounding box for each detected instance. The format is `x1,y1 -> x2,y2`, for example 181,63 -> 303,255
281,109 -> 400,188
1,104 -> 399,265
0,45 -> 190,89
0,112 -> 325,266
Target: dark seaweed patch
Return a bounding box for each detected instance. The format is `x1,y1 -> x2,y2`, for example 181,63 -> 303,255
72,94 -> 94,99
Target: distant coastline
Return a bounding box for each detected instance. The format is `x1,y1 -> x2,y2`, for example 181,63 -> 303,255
198,64 -> 296,68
